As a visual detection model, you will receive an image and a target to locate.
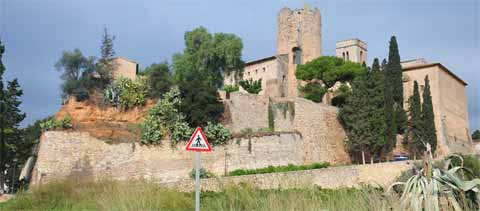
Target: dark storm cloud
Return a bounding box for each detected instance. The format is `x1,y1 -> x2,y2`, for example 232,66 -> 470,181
0,0 -> 478,131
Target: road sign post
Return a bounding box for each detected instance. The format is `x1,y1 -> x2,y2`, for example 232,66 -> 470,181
186,127 -> 212,211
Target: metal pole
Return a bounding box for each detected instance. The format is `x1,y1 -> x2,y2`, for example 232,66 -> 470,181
195,151 -> 200,211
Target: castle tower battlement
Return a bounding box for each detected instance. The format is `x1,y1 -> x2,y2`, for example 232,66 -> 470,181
277,5 -> 322,98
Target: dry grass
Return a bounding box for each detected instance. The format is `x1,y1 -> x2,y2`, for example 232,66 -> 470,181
0,180 -> 399,211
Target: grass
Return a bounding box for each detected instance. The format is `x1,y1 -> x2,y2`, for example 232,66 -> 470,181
0,180 -> 398,211
228,162 -> 330,176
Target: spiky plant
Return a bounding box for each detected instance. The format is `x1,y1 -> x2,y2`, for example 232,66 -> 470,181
389,144 -> 480,211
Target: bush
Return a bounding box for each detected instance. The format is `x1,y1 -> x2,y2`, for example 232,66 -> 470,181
299,82 -> 327,103
239,78 -> 262,94
189,168 -> 215,179
39,116 -> 73,131
222,85 -> 239,93
228,163 -> 330,176
143,63 -> 173,99
140,88 -> 192,145
204,122 -> 231,146
103,77 -> 148,110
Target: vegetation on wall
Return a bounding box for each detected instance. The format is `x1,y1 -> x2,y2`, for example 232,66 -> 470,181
221,84 -> 239,94
39,116 -> 73,131
239,78 -> 262,94
189,168 -> 215,179
295,56 -> 365,103
228,162 -> 330,176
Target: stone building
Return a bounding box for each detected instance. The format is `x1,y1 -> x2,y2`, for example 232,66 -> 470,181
223,5 -> 472,156
401,58 -> 472,155
111,57 -> 138,80
224,4 -> 322,98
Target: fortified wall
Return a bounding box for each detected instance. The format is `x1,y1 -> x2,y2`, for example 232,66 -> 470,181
30,92 -> 350,185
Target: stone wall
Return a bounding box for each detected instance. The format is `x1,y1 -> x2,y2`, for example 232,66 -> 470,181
223,92 -> 350,164
31,131 -> 306,185
166,161 -> 412,192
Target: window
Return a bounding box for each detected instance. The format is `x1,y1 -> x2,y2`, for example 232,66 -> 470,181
360,51 -> 363,61
346,52 -> 349,61
342,52 -> 345,59
263,67 -> 266,72
255,69 -> 258,74
292,47 -> 302,64
248,72 -> 250,76
282,75 -> 286,82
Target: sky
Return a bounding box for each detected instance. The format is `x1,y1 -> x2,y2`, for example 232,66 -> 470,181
0,0 -> 479,131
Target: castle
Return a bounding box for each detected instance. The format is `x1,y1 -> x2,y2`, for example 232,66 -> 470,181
223,5 -> 472,155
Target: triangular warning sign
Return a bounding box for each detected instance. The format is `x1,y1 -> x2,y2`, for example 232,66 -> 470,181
185,127 -> 212,152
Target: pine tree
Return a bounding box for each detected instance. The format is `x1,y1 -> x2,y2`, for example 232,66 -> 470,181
386,36 -> 404,107
421,75 -> 437,154
406,81 -> 423,158
97,27 -> 116,85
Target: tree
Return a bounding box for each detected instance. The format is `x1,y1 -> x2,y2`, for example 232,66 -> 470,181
173,27 -> 244,89
173,27 -> 242,126
295,56 -> 366,102
143,63 -> 173,99
179,76 -> 224,127
0,40 -> 26,193
55,49 -> 96,101
405,81 -> 424,158
339,72 -> 371,164
239,78 -> 262,94
421,75 -> 437,154
472,130 -> 480,140
340,58 -> 387,163
384,36 -> 406,155
97,27 -> 116,82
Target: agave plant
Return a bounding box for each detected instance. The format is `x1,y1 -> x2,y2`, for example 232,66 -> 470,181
389,144 -> 480,211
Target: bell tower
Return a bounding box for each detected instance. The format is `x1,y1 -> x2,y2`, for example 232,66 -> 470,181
277,4 -> 322,98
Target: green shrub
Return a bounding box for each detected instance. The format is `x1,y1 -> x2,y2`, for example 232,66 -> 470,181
39,116 -> 73,131
188,168 -> 215,179
204,122 -> 231,146
222,84 -> 239,93
228,162 -> 330,176
299,82 -> 327,103
239,78 -> 262,94
103,77 -> 148,109
140,87 -> 192,145
450,154 -> 480,180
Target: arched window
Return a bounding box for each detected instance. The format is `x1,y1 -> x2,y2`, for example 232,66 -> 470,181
346,51 -> 350,61
292,47 -> 302,64
360,51 -> 363,61
342,52 -> 345,59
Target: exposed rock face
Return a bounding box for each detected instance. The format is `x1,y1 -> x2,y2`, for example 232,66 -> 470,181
55,97 -> 154,142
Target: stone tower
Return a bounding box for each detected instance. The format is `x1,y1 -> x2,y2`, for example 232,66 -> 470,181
335,39 -> 367,64
277,5 -> 322,98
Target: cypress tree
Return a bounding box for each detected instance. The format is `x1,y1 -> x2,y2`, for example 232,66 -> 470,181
384,36 -> 407,157
366,58 -> 387,161
0,39 -> 6,193
406,81 -> 423,158
339,72 -> 371,164
421,75 -> 437,154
